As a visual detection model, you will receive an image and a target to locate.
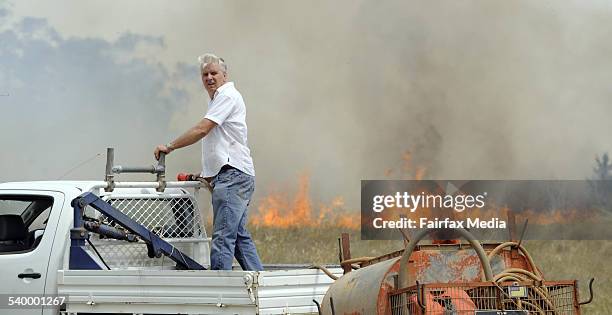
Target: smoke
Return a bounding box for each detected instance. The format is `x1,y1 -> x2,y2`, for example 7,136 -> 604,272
0,13 -> 190,181
2,1 -> 612,208
218,1 -> 612,206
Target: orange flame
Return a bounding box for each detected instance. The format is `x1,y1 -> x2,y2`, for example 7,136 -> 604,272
252,174 -> 360,229
251,151 -> 429,230
384,150 -> 428,179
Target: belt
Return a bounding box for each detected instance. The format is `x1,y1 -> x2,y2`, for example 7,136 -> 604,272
203,165 -> 238,182
220,164 -> 237,172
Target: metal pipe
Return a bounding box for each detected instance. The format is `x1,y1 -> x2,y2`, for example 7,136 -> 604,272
115,181 -> 199,188
398,228 -> 493,289
105,148 -> 114,179
90,181 -> 202,190
84,221 -> 138,242
112,165 -> 165,174
158,152 -> 166,169
156,152 -> 166,192
416,281 -> 426,310
104,148 -> 115,192
517,218 -> 529,248
110,152 -> 166,174
104,147 -> 169,191
97,193 -> 192,198
90,237 -> 210,245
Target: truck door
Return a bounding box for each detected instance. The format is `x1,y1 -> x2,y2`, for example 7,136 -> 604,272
0,191 -> 65,315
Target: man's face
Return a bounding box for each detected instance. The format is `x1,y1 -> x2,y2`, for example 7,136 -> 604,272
201,63 -> 227,96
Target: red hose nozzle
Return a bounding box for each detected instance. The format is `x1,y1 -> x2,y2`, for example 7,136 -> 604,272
177,173 -> 198,181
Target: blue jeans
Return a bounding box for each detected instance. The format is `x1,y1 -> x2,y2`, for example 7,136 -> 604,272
210,167 -> 263,271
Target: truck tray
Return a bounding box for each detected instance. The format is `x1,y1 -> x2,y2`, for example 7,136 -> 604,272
58,266 -> 343,314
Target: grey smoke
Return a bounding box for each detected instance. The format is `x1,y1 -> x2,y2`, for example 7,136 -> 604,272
2,1 -> 612,210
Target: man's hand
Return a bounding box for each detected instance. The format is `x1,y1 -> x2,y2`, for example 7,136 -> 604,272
154,144 -> 174,160
198,177 -> 213,193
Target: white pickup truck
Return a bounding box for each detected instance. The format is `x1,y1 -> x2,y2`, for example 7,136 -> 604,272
0,151 -> 341,315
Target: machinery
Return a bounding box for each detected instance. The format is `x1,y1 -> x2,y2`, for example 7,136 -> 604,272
319,228 -> 594,315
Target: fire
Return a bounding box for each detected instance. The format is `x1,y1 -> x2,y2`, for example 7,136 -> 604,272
384,150 -> 428,180
251,150 -> 428,230
414,167 -> 426,180
251,173 -> 360,229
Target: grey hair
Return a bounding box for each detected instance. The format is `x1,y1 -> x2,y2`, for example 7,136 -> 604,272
198,53 -> 227,72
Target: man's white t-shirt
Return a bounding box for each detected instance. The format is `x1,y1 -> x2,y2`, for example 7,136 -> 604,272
201,82 -> 255,178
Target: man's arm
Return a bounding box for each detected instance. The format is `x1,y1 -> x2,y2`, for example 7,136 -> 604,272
154,118 -> 217,160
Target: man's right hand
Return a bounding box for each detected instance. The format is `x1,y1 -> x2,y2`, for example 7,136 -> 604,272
197,177 -> 213,193
154,144 -> 174,160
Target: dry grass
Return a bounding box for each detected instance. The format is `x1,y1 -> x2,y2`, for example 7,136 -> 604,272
524,240 -> 612,314
249,225 -> 403,264
248,225 -> 611,314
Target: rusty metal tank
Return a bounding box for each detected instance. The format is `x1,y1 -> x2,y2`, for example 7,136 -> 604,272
320,256 -> 400,315
320,228 -> 535,315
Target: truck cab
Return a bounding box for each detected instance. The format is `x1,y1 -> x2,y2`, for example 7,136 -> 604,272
0,182 -> 80,315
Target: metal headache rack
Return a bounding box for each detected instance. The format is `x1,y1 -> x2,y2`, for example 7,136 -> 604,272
84,148 -> 210,268
389,281 -> 580,315
89,191 -> 210,268
105,194 -> 202,239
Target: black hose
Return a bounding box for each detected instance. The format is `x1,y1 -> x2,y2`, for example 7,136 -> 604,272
313,299 -> 322,315
86,237 -> 111,270
579,278 -> 595,305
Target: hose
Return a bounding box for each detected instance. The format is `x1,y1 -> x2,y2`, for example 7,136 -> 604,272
392,230 -> 561,313
398,228 -> 494,289
487,241 -> 542,278
489,243 -> 558,313
493,267 -> 555,312
493,268 -> 542,282
310,257 -> 375,280
495,275 -> 522,282
493,280 -> 548,315
339,256 -> 374,269
309,264 -> 338,280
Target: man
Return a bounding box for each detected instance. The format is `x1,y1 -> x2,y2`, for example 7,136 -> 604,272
154,53 -> 263,271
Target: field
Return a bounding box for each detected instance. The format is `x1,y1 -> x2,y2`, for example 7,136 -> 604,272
248,226 -> 612,314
